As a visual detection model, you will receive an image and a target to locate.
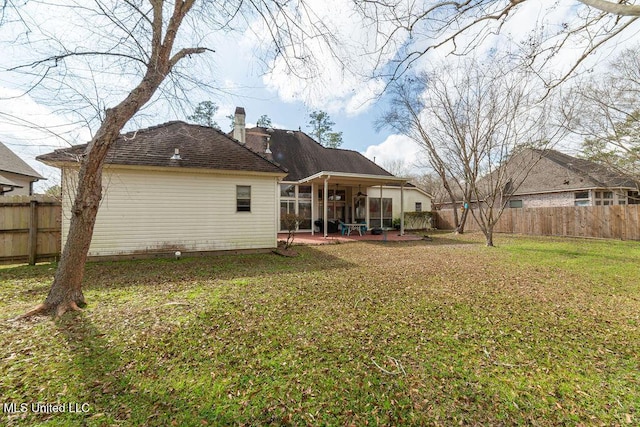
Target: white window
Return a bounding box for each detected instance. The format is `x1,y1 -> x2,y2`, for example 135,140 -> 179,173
415,202 -> 422,212
594,191 -> 613,206
236,185 -> 251,212
574,191 -> 590,206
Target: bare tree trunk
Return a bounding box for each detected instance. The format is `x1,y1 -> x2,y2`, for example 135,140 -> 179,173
45,131 -> 118,315
455,207 -> 469,234
483,224 -> 495,247
17,114 -> 132,318
13,1 -> 205,319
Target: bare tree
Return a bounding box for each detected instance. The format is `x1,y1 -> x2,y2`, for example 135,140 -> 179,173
381,55 -> 567,246
566,45 -> 640,182
356,0 -> 640,87
411,173 -> 448,205
381,159 -> 412,177
379,75 -> 472,233
3,1 -> 340,318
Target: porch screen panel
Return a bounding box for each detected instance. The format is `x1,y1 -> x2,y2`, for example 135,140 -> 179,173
298,200 -> 312,230
369,198 -> 392,228
280,200 -> 295,230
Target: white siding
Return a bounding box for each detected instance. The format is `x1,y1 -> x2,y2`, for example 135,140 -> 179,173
61,166 -> 280,257
366,186 -> 433,217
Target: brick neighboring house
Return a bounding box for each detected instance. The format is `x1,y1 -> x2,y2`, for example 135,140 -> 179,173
0,141 -> 45,195
435,148 -> 639,210
504,149 -> 639,208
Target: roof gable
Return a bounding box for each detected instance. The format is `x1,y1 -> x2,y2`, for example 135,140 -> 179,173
37,121 -> 286,175
244,127 -> 393,181
513,149 -> 637,195
0,142 -> 44,179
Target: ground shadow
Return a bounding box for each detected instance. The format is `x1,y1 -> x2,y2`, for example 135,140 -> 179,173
3,246 -> 353,296
49,313 -> 204,426
359,234 -> 480,248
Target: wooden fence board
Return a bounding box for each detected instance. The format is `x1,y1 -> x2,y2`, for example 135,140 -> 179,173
435,205 -> 640,241
0,195 -> 61,265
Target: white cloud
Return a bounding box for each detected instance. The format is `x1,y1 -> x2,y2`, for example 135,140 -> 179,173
0,87 -> 90,190
248,0 -> 404,116
363,134 -> 425,175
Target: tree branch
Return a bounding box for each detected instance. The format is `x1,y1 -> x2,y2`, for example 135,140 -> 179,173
579,0 -> 640,16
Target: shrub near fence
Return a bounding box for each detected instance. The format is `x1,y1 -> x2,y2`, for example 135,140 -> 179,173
0,195 -> 61,265
435,205 -> 640,240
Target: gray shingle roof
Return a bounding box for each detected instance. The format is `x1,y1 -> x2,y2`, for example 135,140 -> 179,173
244,127 -> 393,181
37,121 -> 286,175
514,149 -> 638,195
0,142 -> 44,179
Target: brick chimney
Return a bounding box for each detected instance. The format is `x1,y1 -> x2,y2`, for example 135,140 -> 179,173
233,107 -> 246,144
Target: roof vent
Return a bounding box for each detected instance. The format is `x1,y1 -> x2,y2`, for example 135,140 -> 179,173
265,141 -> 272,154
266,127 -> 274,133
286,130 -> 294,134
170,148 -> 181,160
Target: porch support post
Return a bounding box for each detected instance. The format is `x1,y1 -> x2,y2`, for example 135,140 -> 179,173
380,185 -> 383,228
323,176 -> 329,238
311,182 -> 315,236
365,194 -> 369,228
400,181 -> 405,236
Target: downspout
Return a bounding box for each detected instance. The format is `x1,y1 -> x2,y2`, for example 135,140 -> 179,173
380,185 -> 383,228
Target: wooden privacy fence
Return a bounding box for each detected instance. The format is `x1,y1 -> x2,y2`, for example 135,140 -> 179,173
435,205 -> 640,240
0,195 -> 61,265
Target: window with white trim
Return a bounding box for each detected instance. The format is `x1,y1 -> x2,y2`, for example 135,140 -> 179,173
594,190 -> 613,206
236,185 -> 251,212
574,191 -> 590,206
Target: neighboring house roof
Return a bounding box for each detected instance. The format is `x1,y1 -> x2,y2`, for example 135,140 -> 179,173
512,149 -> 638,196
244,127 -> 393,181
0,141 -> 44,179
37,121 -> 286,175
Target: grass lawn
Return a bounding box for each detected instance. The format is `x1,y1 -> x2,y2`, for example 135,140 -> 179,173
1,232 -> 639,426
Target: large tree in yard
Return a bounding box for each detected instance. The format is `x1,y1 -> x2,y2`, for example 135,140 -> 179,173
381,56 -> 568,246
3,1 -> 335,318
566,45 -> 640,183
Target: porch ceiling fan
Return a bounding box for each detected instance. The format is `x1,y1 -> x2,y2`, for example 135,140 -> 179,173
356,185 -> 367,197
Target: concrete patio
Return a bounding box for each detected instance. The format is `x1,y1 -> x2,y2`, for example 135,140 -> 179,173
277,230 -> 425,245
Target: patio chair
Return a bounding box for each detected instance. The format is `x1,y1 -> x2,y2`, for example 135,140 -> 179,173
359,221 -> 367,234
338,220 -> 347,236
